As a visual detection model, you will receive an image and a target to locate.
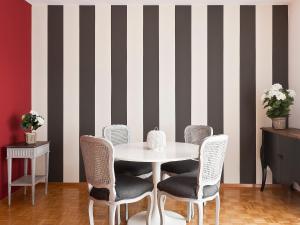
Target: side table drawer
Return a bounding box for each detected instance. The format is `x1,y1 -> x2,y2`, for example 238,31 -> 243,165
7,144 -> 49,158
7,148 -> 35,158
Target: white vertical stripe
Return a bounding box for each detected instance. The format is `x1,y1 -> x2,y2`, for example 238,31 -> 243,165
256,5 -> 273,184
95,4 -> 111,137
223,5 -> 240,184
63,5 -> 79,182
127,5 -> 143,142
191,5 -> 207,126
159,5 -> 175,142
32,4 -> 48,175
289,0 -> 300,129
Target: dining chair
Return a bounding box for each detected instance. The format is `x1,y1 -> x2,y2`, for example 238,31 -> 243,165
103,125 -> 152,220
80,135 -> 154,225
161,125 -> 213,221
157,135 -> 228,225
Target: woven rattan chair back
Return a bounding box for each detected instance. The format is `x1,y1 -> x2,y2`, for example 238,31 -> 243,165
103,125 -> 129,146
80,135 -> 116,201
197,135 -> 228,199
184,125 -> 213,145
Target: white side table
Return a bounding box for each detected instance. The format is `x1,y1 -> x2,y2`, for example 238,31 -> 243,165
7,141 -> 50,206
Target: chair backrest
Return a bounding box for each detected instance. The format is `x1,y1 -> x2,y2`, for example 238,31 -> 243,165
197,135 -> 228,199
103,125 -> 130,146
80,135 -> 116,201
184,125 -> 213,145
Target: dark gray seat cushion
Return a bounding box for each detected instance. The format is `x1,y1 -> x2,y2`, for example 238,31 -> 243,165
161,160 -> 198,175
90,175 -> 153,202
157,172 -> 218,199
114,161 -> 152,177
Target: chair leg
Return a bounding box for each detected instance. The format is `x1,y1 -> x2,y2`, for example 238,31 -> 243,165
187,202 -> 192,222
116,205 -> 121,225
215,194 -> 220,225
197,202 -> 204,225
158,193 -> 165,225
125,203 -> 129,221
146,193 -> 154,225
109,205 -> 117,225
88,200 -> 94,225
191,203 -> 195,218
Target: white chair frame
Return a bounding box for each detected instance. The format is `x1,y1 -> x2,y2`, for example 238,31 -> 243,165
161,125 -> 213,221
80,136 -> 154,225
103,124 -> 152,221
158,135 -> 228,225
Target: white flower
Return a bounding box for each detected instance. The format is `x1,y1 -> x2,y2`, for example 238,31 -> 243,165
288,89 -> 296,98
275,92 -> 286,101
267,90 -> 279,98
271,83 -> 283,91
37,117 -> 45,126
30,110 -> 38,116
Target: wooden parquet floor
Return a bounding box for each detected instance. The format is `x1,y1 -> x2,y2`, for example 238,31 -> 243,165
0,183 -> 300,225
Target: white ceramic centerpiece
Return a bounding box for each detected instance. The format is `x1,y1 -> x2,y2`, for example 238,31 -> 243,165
147,128 -> 166,150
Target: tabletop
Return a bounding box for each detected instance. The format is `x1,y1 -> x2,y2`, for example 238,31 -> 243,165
261,127 -> 300,140
114,142 -> 199,163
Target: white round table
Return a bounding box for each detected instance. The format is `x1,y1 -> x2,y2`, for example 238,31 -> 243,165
114,142 -> 199,225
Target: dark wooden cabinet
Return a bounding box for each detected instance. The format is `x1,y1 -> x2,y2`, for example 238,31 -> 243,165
261,127 -> 300,191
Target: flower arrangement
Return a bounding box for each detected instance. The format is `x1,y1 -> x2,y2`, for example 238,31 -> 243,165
262,84 -> 296,118
262,84 -> 296,129
21,110 -> 45,132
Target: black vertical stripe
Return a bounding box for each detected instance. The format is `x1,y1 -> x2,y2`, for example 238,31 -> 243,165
175,6 -> 191,142
79,6 -> 95,182
207,6 -> 223,135
111,6 -> 127,125
273,5 -> 288,88
240,6 -> 256,184
143,6 -> 159,141
48,6 -> 63,182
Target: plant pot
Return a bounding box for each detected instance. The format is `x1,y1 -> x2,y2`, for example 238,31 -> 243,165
272,117 -> 287,130
25,132 -> 37,144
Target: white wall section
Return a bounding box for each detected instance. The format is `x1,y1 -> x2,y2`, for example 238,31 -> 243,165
256,5 -> 273,184
191,5 -> 207,126
63,5 -> 80,182
159,4 -> 176,142
127,5 -> 144,142
223,5 -> 240,184
289,0 -> 300,129
95,4 -> 111,137
32,4 -> 48,175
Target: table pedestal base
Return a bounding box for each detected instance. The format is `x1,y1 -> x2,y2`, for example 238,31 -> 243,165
128,211 -> 186,225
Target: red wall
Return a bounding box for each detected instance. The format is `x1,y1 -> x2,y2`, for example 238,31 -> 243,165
0,0 -> 31,199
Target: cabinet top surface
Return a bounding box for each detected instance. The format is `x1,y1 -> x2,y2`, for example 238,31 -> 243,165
7,141 -> 49,149
261,127 -> 300,140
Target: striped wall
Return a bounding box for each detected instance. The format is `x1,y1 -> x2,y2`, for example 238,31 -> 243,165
31,4 -> 288,184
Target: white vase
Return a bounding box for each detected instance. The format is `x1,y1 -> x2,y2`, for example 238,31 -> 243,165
147,128 -> 166,150
25,132 -> 37,144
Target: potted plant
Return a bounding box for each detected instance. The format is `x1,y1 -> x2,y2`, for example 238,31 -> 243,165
262,84 -> 296,129
21,110 -> 45,144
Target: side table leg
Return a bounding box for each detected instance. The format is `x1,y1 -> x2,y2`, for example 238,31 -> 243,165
31,158 -> 36,206
260,145 -> 267,192
24,158 -> 28,195
7,158 -> 12,206
261,167 -> 267,192
45,152 -> 49,195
